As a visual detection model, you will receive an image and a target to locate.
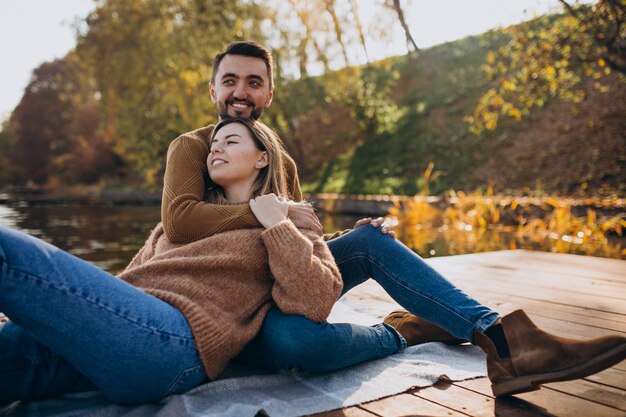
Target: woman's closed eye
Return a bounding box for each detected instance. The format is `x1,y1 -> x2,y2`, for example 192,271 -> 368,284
210,140 -> 238,150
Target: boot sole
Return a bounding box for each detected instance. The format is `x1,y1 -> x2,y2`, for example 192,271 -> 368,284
492,341 -> 626,397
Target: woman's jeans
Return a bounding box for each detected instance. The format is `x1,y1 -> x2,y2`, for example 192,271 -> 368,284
0,224 -> 498,403
0,226 -> 206,405
237,225 -> 499,371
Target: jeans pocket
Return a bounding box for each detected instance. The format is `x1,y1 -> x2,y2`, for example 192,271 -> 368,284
161,363 -> 207,398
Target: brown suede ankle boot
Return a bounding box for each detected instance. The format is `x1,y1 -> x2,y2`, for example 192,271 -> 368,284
474,310 -> 626,397
383,310 -> 466,346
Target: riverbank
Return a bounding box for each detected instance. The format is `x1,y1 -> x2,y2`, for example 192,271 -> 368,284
1,186 -> 624,219
2,188 -> 623,262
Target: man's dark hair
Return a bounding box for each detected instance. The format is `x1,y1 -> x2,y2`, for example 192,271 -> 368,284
211,41 -> 274,89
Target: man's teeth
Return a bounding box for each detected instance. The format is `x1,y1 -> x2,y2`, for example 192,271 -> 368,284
232,103 -> 248,109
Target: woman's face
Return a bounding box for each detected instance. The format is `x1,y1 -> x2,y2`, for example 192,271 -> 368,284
207,122 -> 268,191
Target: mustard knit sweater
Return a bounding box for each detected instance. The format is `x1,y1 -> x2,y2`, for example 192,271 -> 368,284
161,124 -> 347,243
118,219 -> 342,380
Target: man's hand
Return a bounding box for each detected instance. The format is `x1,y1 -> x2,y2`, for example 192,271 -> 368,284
249,194 -> 289,229
288,201 -> 323,235
354,216 -> 395,237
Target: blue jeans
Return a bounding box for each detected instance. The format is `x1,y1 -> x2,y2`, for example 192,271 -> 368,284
0,226 -> 206,405
0,224 -> 498,403
236,225 -> 499,371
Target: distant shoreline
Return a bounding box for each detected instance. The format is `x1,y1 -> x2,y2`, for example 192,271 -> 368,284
1,187 -> 623,219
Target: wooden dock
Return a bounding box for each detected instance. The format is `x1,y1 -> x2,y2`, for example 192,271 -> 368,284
313,250 -> 626,417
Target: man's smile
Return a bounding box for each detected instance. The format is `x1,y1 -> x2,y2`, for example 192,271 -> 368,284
227,98 -> 253,110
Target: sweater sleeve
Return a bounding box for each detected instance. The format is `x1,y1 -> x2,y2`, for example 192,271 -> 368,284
261,219 -> 343,323
161,130 -> 303,244
283,153 -> 303,202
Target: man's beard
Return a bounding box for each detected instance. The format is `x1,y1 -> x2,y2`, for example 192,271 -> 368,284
218,99 -> 263,120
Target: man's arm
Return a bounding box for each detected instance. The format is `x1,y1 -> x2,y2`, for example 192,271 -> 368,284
161,131 -> 261,244
161,128 -> 305,244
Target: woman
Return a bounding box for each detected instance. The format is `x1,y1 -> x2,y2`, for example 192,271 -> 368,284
0,118 -> 342,404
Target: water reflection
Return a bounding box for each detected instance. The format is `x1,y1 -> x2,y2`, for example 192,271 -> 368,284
0,202 -> 161,274
0,201 -> 622,276
0,202 -> 364,274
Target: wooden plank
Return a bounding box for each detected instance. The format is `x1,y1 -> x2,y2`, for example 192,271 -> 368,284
432,267 -> 626,314
476,297 -> 626,330
431,253 -> 626,297
584,368 -> 626,390
436,272 -> 626,317
436,250 -> 626,282
438,264 -> 626,301
410,380 -> 542,417
543,379 -> 626,412
359,393 -> 469,417
468,250 -> 626,282
307,406 -> 381,417
441,260 -> 626,293
453,275 -> 626,308
455,378 -> 626,417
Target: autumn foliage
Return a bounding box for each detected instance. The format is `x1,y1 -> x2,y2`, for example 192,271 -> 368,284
0,0 -> 623,196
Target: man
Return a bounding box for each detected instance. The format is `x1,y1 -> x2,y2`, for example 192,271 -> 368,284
161,40 -> 419,373
162,41 -> 626,397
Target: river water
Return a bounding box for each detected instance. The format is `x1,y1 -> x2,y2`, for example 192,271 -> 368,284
0,199 -> 622,275
0,200 -> 365,274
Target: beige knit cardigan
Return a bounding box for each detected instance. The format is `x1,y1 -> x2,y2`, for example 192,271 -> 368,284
118,219 -> 343,380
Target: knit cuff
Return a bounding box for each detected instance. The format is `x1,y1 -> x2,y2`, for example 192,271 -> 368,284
261,219 -> 302,247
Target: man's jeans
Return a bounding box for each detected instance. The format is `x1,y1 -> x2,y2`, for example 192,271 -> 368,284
0,224 -> 498,403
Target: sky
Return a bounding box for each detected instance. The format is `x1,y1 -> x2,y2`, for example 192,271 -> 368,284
0,0 -> 583,121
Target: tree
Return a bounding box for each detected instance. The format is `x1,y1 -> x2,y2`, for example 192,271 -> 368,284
467,1 -> 625,135
0,120 -> 17,184
349,0 -> 370,63
322,0 -> 351,66
10,58 -> 84,184
9,55 -> 117,185
558,0 -> 626,73
77,0 -> 267,183
385,0 -> 419,53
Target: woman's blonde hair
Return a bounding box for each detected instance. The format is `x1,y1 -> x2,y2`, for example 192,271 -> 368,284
205,118 -> 288,203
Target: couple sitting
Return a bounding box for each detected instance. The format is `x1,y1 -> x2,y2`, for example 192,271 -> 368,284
0,41 -> 624,405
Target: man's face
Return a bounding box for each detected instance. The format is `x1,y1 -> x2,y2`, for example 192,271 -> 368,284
210,54 -> 273,120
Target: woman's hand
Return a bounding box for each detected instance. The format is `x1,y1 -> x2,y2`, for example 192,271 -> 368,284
287,201 -> 323,234
354,216 -> 395,237
250,194 -> 289,229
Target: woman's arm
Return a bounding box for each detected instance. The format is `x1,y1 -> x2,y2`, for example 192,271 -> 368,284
161,128 -> 303,243
251,194 -> 342,322
262,221 -> 343,323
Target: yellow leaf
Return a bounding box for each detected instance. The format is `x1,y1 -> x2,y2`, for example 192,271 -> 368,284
598,58 -> 606,67
508,108 -> 522,121
502,80 -> 516,91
